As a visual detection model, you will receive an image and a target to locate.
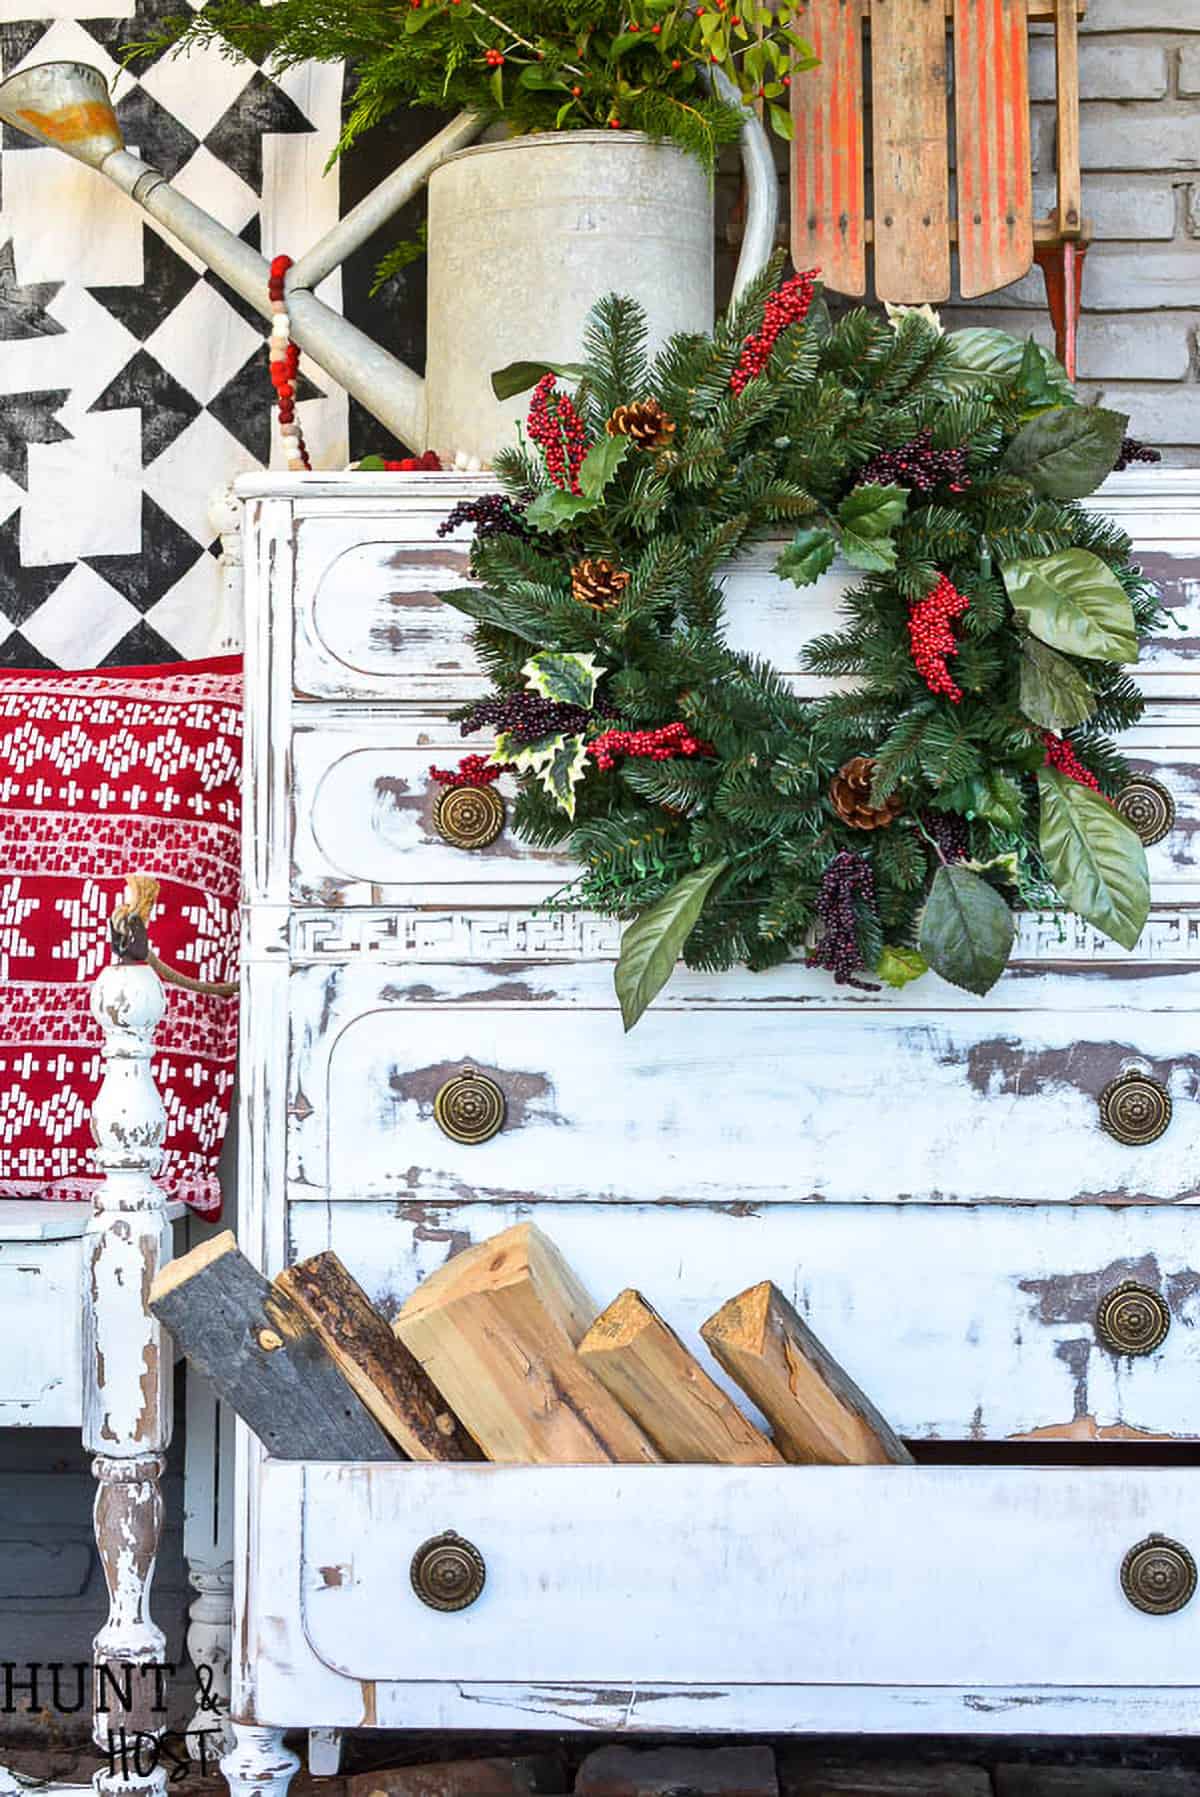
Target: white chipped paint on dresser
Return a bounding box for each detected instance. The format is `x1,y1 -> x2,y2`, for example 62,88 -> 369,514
226,469 -> 1200,1771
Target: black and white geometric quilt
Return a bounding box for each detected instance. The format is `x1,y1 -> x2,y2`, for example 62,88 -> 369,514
0,0 -> 347,666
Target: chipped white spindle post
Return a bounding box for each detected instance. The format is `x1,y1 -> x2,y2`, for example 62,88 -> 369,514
86,889 -> 173,1793
208,484 -> 245,655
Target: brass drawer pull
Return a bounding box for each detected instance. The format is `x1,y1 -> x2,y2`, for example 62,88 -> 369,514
1098,1072 -> 1172,1146
433,783 -> 506,850
1095,1281 -> 1170,1357
434,1065 -> 506,1145
1121,1535 -> 1196,1616
1115,775 -> 1175,848
410,1531 -> 486,1612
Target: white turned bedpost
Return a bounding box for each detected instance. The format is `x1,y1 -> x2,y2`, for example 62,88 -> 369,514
183,1366 -> 235,1756
209,484 -> 246,654
220,1725 -> 301,1797
86,896 -> 173,1793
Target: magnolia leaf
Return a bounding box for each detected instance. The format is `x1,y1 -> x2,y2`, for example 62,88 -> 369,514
919,865 -> 1015,996
1003,549 -> 1138,664
875,945 -> 928,989
1019,637 -> 1097,731
535,733 -> 590,817
578,432 -> 629,499
523,487 -> 595,533
523,650 -> 605,708
942,326 -> 1073,401
1001,405 -> 1128,499
775,525 -> 837,588
937,769 -> 1025,830
840,528 -> 898,572
838,482 -> 908,539
614,859 -> 729,1032
1038,767 -> 1150,951
490,358 -> 586,401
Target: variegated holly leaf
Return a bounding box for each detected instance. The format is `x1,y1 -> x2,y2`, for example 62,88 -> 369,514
523,650 -> 606,708
489,730 -> 562,774
534,733 -> 590,817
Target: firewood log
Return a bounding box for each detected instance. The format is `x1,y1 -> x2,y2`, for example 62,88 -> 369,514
700,1281 -> 912,1465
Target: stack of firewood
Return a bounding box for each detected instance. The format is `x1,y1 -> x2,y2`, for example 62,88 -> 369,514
150,1224 -> 910,1466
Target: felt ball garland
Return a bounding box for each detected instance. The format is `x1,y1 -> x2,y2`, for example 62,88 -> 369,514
267,255 -> 311,473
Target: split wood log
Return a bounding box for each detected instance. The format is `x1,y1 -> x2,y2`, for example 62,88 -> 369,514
149,1233 -> 398,1460
578,1289 -> 783,1465
275,1250 -> 478,1461
700,1281 -> 913,1466
393,1223 -> 660,1464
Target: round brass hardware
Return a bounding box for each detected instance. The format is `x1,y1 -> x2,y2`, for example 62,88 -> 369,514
410,1531 -> 486,1612
433,1065 -> 506,1146
1098,1072 -> 1172,1146
1120,1534 -> 1197,1616
1096,1281 -> 1171,1357
432,784 -> 506,851
1116,775 -> 1175,848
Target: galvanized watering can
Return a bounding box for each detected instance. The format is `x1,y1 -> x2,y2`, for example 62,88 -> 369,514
0,61 -> 777,462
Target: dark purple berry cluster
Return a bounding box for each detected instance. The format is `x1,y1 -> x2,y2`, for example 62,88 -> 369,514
437,493 -> 532,542
921,810 -> 969,864
858,429 -> 971,496
461,690 -> 591,743
807,851 -> 880,990
1113,437 -> 1162,472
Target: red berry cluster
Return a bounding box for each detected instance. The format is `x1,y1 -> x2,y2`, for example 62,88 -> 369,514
378,451 -> 442,471
587,721 -> 708,771
527,374 -> 590,493
908,574 -> 970,703
858,429 -> 971,497
1042,732 -> 1101,792
428,754 -> 509,788
267,255 -> 311,473
729,269 -> 818,395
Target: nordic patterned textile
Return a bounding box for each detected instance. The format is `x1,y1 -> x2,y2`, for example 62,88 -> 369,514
0,655 -> 241,1216
0,5 -> 347,667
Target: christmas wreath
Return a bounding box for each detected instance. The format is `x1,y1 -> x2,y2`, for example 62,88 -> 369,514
439,260 -> 1164,1029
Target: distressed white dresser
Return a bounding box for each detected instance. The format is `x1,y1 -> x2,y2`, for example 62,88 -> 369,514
225,467 -> 1200,1795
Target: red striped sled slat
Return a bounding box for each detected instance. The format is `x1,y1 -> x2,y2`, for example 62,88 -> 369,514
954,0 -> 1034,298
790,0 -> 867,297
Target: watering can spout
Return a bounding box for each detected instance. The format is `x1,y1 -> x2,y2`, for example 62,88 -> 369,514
0,61 -> 124,168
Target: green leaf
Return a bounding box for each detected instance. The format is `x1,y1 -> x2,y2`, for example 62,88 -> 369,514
918,865 -> 1015,996
1001,405 -> 1128,500
614,859 -> 729,1031
523,487 -> 596,532
840,529 -> 897,572
1015,334 -> 1066,415
937,769 -> 1025,830
489,65 -> 504,107
1019,637 -> 1098,732
775,525 -> 837,588
517,63 -> 570,89
404,2 -> 434,27
942,326 -> 1073,401
535,733 -> 589,817
837,482 -> 908,539
356,454 -> 387,471
768,103 -> 794,141
875,945 -> 929,989
490,358 -> 587,401
578,432 -> 629,499
1037,767 -> 1150,951
1003,549 -> 1138,663
523,650 -> 606,708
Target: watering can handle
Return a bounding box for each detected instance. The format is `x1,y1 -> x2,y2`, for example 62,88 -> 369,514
288,92 -> 778,307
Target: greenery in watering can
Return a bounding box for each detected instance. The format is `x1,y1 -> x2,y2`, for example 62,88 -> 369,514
128,0 -> 816,173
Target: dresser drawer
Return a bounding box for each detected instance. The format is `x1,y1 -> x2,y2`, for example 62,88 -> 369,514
294,1462 -> 1200,1688
0,1235 -> 82,1425
284,482 -> 1200,706
290,713 -> 1200,907
291,1196 -> 1200,1444
287,958 -> 1200,1209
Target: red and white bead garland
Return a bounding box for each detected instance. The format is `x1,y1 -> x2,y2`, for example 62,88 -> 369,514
908,573 -> 970,703
267,255 -> 311,473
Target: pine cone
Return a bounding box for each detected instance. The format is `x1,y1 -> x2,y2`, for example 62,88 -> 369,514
606,399 -> 676,450
830,756 -> 904,830
571,557 -> 630,610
